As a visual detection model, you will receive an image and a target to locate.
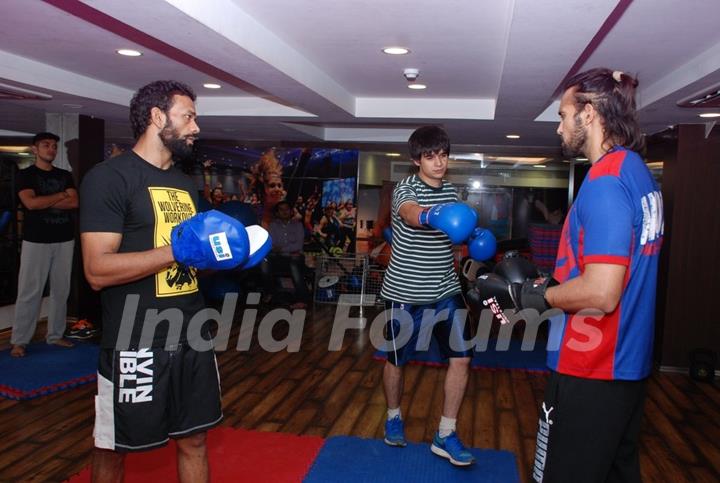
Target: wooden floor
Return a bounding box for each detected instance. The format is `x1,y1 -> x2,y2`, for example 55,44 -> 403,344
1,304 -> 719,482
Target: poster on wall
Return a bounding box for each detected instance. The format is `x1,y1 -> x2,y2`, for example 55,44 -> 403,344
193,144 -> 359,256
102,143 -> 359,256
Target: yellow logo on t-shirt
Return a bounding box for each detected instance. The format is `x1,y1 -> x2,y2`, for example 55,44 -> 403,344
148,187 -> 198,297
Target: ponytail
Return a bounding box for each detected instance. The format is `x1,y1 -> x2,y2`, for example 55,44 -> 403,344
563,68 -> 645,154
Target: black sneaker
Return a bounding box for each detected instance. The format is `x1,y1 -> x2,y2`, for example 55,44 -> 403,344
66,319 -> 99,340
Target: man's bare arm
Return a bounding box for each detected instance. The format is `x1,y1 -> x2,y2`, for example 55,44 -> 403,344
545,263 -> 626,314
397,201 -> 425,227
52,188 -> 79,209
18,189 -> 68,210
81,232 -> 175,291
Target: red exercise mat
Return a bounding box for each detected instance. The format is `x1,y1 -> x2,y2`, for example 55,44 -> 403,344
68,426 -> 324,482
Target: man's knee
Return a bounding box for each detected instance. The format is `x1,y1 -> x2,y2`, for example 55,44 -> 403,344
176,432 -> 207,454
448,357 -> 471,370
93,447 -> 125,463
92,447 -> 126,477
384,360 -> 402,376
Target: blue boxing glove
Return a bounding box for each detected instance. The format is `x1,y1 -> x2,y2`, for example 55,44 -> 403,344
468,227 -> 496,261
171,210 -> 250,270
418,202 -> 477,244
382,226 -> 393,246
237,225 -> 272,270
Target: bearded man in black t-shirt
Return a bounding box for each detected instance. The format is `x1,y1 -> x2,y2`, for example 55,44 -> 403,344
80,81 -> 222,482
11,131 -> 77,358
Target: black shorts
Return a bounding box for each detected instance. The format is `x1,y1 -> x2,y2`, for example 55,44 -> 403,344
94,344 -> 223,452
384,294 -> 473,366
532,371 -> 646,483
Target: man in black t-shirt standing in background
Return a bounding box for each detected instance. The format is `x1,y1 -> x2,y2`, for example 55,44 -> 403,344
11,132 -> 77,358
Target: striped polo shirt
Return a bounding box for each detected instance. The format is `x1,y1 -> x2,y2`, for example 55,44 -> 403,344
380,174 -> 461,304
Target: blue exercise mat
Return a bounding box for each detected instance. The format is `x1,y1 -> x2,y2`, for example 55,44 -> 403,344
375,338 -> 549,372
304,436 -> 520,483
0,342 -> 99,399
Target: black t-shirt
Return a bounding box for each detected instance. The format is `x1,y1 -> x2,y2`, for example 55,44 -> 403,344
79,151 -> 206,349
16,165 -> 76,243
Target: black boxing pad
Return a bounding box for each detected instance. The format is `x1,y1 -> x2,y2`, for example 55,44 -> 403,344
472,273 -> 517,310
461,257 -> 490,282
469,272 -> 519,324
493,252 -> 540,284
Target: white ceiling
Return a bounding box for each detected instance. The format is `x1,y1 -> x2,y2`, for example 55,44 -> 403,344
1,0 -> 719,155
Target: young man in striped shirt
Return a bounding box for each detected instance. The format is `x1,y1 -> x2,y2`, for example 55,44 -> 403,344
380,126 -> 477,466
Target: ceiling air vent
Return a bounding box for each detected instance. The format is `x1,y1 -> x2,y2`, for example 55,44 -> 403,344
0,83 -> 52,101
677,83 -> 720,108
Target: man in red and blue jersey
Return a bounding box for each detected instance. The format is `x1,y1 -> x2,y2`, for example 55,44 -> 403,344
529,68 -> 663,482
456,67 -> 662,480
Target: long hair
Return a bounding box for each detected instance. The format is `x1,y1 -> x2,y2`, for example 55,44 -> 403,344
248,149 -> 283,203
562,68 -> 645,154
129,80 -> 196,140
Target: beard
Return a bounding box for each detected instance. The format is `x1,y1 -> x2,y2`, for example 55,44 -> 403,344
159,120 -> 195,158
561,114 -> 587,158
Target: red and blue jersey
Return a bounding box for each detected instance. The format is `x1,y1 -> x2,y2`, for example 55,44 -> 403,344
547,147 -> 663,380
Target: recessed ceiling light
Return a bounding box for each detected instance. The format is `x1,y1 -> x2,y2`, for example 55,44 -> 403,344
506,134 -> 520,139
408,83 -> 426,90
451,153 -> 485,162
699,112 -> 720,118
385,153 -> 401,157
382,46 -> 410,55
0,146 -> 32,153
533,164 -> 547,168
486,156 -> 545,163
203,83 -> 222,89
116,49 -> 142,57
62,103 -> 83,109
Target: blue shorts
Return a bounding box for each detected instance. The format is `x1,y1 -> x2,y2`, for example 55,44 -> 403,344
384,294 -> 473,366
